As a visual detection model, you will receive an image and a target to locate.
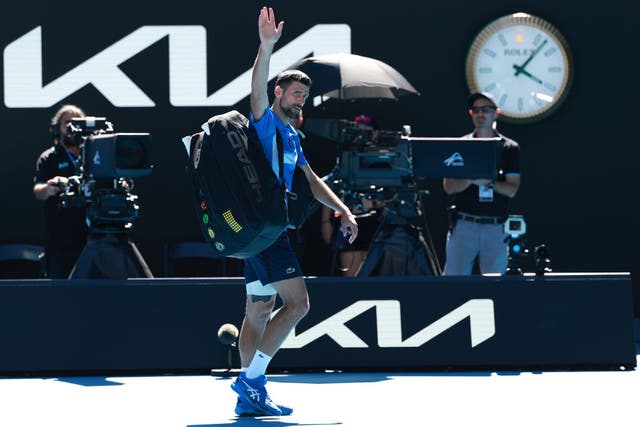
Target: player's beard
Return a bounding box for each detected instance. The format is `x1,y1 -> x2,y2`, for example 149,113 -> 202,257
281,102 -> 302,120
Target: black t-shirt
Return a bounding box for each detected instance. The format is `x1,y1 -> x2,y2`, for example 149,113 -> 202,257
451,133 -> 520,217
34,145 -> 88,249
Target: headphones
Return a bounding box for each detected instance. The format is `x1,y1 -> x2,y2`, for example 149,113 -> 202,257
49,121 -> 60,139
49,105 -> 86,143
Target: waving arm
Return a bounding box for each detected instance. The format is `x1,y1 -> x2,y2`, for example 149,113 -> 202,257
251,7 -> 284,121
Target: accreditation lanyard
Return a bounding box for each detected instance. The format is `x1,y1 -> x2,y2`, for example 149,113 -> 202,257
61,145 -> 79,173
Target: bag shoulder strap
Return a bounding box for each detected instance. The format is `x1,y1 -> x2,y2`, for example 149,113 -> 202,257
275,130 -> 294,196
274,130 -> 284,181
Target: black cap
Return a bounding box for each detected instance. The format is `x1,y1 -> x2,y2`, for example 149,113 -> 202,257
468,92 -> 499,109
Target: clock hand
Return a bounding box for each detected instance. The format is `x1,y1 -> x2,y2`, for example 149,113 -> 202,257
513,39 -> 548,77
512,65 -> 543,84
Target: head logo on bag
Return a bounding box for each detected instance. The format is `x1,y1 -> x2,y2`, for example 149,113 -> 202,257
182,110 -> 289,258
227,130 -> 264,203
182,110 -> 321,258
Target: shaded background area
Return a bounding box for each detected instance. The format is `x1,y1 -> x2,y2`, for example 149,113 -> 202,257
0,0 -> 636,281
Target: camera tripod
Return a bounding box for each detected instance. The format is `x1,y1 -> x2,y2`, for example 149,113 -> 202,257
69,224 -> 153,279
334,189 -> 442,277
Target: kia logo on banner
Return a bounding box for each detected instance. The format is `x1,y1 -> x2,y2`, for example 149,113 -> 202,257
3,25 -> 351,108
275,299 -> 496,349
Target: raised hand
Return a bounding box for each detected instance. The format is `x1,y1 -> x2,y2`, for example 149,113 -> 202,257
258,7 -> 284,48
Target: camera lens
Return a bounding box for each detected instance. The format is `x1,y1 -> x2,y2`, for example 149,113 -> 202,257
115,136 -> 147,169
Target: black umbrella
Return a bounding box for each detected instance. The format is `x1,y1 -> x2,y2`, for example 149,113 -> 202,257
291,53 -> 420,100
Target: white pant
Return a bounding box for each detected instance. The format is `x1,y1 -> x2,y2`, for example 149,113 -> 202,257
443,219 -> 508,275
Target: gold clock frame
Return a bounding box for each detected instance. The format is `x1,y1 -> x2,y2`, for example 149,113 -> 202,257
465,13 -> 574,123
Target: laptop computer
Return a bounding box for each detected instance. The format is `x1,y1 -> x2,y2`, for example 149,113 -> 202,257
410,137 -> 502,179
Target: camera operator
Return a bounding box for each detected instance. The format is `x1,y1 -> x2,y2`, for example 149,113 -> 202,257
442,92 -> 521,275
321,114 -> 385,276
33,104 -> 88,278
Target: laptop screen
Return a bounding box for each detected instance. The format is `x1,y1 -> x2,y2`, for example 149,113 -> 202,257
410,137 -> 502,179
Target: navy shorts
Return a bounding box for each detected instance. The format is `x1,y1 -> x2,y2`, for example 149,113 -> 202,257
244,232 -> 303,295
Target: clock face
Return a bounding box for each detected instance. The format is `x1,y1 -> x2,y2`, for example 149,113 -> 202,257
466,13 -> 574,123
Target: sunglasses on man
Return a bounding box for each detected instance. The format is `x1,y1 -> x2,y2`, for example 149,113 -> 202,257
470,105 -> 497,114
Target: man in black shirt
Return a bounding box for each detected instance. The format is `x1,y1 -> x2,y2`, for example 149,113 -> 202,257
33,104 -> 88,278
442,93 -> 521,275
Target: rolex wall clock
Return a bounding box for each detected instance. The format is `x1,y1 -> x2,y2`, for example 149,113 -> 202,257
465,13 -> 574,123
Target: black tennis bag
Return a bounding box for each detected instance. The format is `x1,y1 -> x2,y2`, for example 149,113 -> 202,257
184,110 -> 319,258
184,110 -> 288,258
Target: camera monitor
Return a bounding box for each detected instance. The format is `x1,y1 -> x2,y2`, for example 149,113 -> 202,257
83,133 -> 153,178
411,137 -> 502,179
303,118 -> 351,142
337,140 -> 411,190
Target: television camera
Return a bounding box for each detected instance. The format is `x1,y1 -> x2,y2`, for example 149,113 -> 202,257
303,117 -> 511,277
303,118 -> 502,205
304,118 -> 415,220
57,117 -> 154,279
58,117 -> 152,231
303,118 -> 439,275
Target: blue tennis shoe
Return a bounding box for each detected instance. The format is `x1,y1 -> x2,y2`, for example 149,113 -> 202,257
231,373 -> 282,416
234,398 -> 293,417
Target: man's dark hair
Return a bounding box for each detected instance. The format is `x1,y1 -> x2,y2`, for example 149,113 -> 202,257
275,69 -> 312,90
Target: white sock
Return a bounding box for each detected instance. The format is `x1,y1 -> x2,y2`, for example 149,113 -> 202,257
245,350 -> 271,379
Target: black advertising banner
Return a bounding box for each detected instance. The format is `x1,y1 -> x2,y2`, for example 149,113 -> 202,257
273,276 -> 636,371
0,274 -> 635,376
